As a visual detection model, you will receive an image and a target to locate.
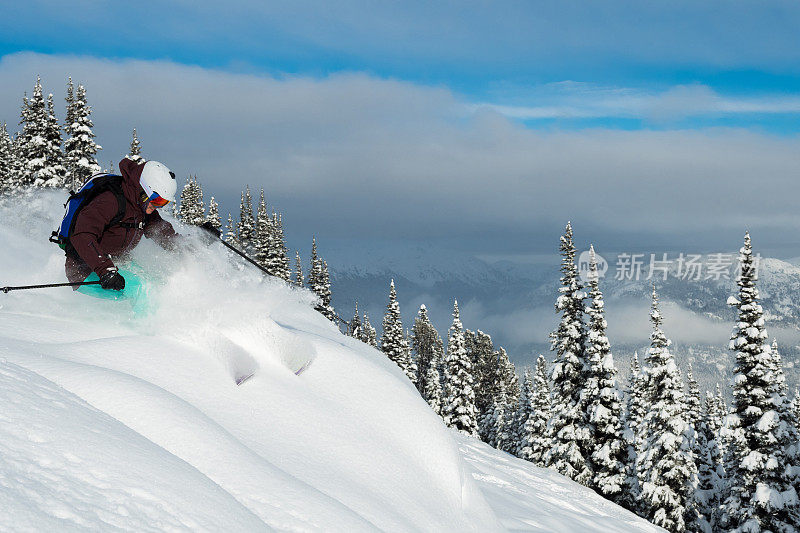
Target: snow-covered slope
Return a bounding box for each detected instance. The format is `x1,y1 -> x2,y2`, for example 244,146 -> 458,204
0,192 -> 658,532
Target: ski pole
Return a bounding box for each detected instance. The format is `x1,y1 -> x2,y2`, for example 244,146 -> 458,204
197,223 -> 351,328
1,280 -> 101,294
198,222 -> 273,278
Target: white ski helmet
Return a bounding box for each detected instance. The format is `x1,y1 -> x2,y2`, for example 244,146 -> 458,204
139,161 -> 177,203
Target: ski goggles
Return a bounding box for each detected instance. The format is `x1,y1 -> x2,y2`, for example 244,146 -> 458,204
148,192 -> 170,208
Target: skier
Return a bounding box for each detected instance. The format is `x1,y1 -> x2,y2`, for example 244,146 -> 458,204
63,158 -> 179,290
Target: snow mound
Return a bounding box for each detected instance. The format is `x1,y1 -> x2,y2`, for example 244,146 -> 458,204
0,192 -> 498,531
0,192 -> 658,531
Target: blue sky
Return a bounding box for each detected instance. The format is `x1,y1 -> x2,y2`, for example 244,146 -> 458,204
2,1 -> 800,257
4,0 -> 800,133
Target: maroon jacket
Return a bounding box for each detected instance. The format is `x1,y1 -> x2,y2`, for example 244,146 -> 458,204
65,158 -> 178,283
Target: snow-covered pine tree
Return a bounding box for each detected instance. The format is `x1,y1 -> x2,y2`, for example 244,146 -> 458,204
360,312 -> 378,348
293,251 -> 304,287
497,347 -> 520,408
205,196 -> 221,230
622,351 -> 646,513
254,190 -> 270,267
518,355 -> 551,465
411,304 -> 445,398
65,78 -> 75,131
380,280 -> 414,378
17,89 -> 36,188
792,388 -> 800,423
544,222 -> 593,486
405,329 -> 418,384
511,367 -> 532,457
317,261 -> 336,321
0,123 -> 16,195
348,302 -> 362,338
178,177 -> 198,225
192,177 -> 205,224
63,82 -> 100,190
467,329 -> 496,428
237,187 -> 255,250
694,392 -> 725,532
636,287 -> 699,533
583,246 -> 627,505
423,352 -> 444,417
442,300 -> 479,436
224,213 -> 239,247
685,363 -> 701,431
723,232 -> 799,532
127,128 -> 142,163
38,93 -> 67,188
17,78 -> 58,188
267,213 -> 291,281
483,380 -> 512,450
308,237 -> 321,290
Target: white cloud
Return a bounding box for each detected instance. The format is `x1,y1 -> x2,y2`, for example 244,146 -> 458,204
478,83 -> 800,121
2,53 -> 800,255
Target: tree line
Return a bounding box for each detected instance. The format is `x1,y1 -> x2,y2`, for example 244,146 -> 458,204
371,223 -> 800,533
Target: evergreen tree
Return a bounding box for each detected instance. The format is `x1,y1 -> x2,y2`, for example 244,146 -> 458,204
317,261 -> 336,321
308,237 -> 321,290
792,388 -> 800,423
64,78 -> 75,131
254,190 -> 270,267
39,93 -> 67,188
237,187 -> 255,250
423,351 -> 444,417
63,82 -> 101,190
482,380 -> 512,450
0,123 -> 16,195
17,89 -> 36,187
127,128 -> 142,162
360,312 -> 378,348
685,363 -> 702,430
518,356 -> 551,465
442,300 -> 479,436
623,351 -> 647,513
467,329 -> 497,428
544,222 -> 593,486
497,347 -> 520,408
224,213 -> 238,247
268,213 -> 291,281
411,304 -> 444,398
348,302 -> 362,338
306,239 -> 335,320
723,232 -> 799,532
178,177 -> 205,225
694,392 -> 725,532
205,196 -> 221,230
293,251 -> 304,287
511,367 -> 533,457
584,246 -> 627,504
18,78 -> 64,188
636,288 -> 698,533
380,280 -> 414,378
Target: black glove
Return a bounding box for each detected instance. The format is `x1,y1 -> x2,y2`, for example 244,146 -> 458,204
99,269 -> 125,291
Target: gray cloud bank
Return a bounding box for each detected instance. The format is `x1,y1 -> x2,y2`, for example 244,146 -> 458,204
2,53 -> 800,255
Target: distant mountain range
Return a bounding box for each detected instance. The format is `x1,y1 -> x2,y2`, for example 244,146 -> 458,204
327,243 -> 800,394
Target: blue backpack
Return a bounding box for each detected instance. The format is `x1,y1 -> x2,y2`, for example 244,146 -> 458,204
50,173 -> 131,254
